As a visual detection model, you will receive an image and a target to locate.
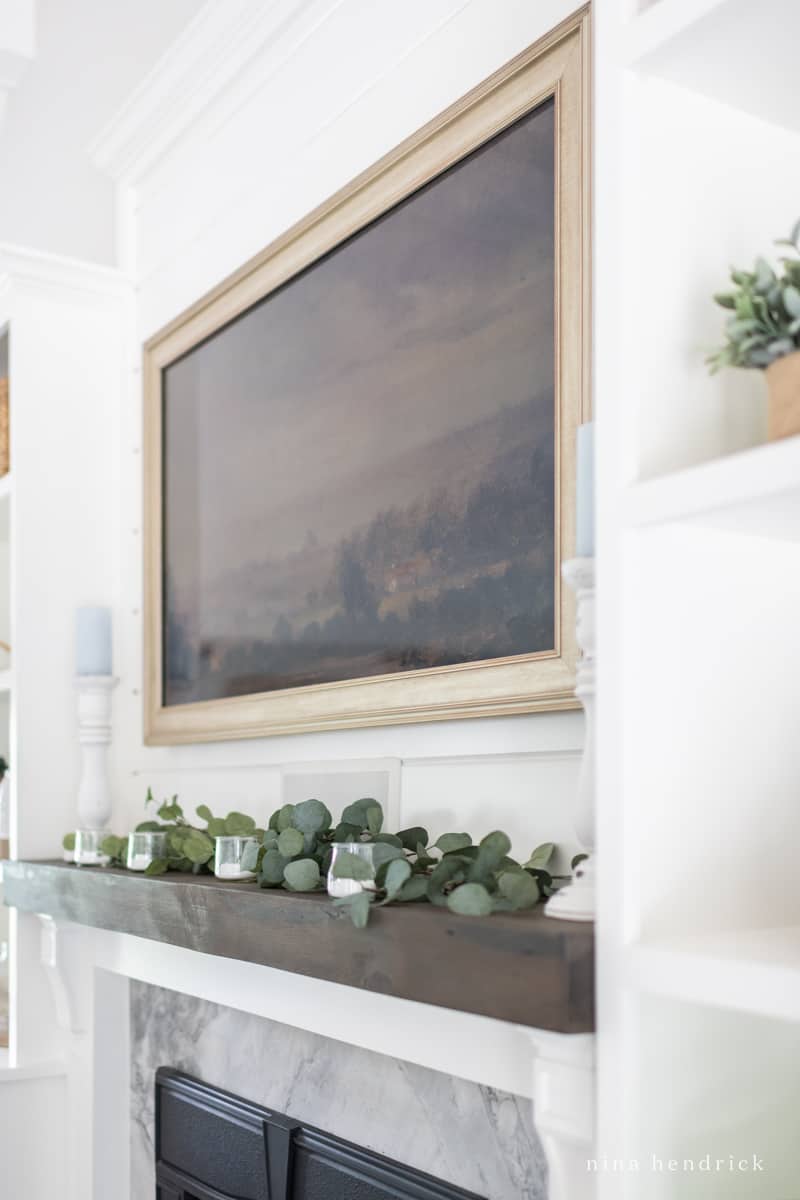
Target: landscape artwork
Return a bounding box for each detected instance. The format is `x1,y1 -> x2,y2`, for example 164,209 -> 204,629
161,98 -> 557,709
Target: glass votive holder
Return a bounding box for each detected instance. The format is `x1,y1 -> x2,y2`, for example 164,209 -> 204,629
327,842 -> 376,898
214,835 -> 260,880
74,828 -> 111,867
126,831 -> 167,872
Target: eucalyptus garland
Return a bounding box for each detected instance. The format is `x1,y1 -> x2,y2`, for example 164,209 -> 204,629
64,791 -> 584,928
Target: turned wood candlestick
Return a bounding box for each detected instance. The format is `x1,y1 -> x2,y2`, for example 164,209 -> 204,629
546,557 -> 595,922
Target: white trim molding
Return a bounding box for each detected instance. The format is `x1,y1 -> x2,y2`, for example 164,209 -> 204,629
529,1030 -> 596,1200
89,0 -> 348,184
0,243 -> 132,302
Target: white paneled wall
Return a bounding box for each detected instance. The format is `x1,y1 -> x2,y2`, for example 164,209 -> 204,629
105,0 -> 587,864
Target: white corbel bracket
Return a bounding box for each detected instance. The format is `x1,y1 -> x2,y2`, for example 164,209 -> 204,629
38,914 -> 90,1035
529,1030 -> 596,1200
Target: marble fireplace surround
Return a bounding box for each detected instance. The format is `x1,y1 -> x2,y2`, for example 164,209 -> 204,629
7,891 -> 595,1200
132,981 -> 547,1198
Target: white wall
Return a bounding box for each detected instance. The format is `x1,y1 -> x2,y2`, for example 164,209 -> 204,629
0,0 -> 203,263
105,0 -> 586,866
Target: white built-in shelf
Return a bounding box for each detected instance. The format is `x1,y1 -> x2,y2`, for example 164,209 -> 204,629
0,671 -> 11,695
623,0 -> 800,134
624,436 -> 800,541
626,927 -> 800,1023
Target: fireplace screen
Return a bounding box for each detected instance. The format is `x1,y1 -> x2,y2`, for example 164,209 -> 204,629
155,1068 -> 485,1200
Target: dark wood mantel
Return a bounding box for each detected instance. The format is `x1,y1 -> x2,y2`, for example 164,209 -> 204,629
3,860 -> 594,1033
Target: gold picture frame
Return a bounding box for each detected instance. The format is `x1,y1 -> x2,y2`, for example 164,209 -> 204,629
143,8 -> 590,744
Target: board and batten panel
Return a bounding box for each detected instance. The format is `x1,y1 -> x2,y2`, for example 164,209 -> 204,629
110,0 -> 585,862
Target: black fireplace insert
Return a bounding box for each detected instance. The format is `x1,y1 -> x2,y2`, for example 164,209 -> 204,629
155,1068 -> 486,1200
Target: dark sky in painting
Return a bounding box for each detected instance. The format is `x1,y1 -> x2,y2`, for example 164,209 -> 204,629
162,99 -> 556,703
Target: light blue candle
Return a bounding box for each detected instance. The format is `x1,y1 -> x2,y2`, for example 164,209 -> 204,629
76,606 -> 112,676
575,422 -> 595,558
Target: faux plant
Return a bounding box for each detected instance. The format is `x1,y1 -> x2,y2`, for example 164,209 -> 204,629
63,791 -> 582,928
63,789 -> 262,874
254,796 -> 579,927
708,220 -> 800,373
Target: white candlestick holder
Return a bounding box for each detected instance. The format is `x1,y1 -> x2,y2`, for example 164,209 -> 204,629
546,557 -> 595,922
75,675 -> 118,831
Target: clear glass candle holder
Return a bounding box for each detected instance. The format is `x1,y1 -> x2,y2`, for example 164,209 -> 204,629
74,828 -> 111,867
214,836 -> 260,881
327,841 -> 376,898
126,831 -> 167,872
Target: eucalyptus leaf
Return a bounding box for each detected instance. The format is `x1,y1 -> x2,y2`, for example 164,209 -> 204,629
527,867 -> 553,896
183,831 -> 215,864
381,857 -> 412,901
498,870 -> 540,910
427,856 -> 465,906
525,842 -> 555,869
240,840 -> 261,873
144,857 -> 169,876
276,805 -> 295,832
291,799 -> 332,835
447,882 -> 493,917
415,843 -> 437,868
332,850 -> 374,882
371,842 -> 404,871
100,835 -> 126,861
395,827 -> 427,853
206,818 -> 227,838
366,805 -> 383,836
435,832 -> 472,854
341,799 -> 381,830
259,848 -> 289,887
225,812 -> 256,836
158,800 -> 184,822
62,832 -> 76,851
334,891 -> 373,928
169,828 -> 188,853
135,821 -> 162,833
395,874 -> 429,903
283,858 -> 321,892
571,852 -> 589,870
333,822 -> 363,843
467,831 -> 511,884
196,804 -> 213,822
373,833 -> 403,848
277,828 -> 304,859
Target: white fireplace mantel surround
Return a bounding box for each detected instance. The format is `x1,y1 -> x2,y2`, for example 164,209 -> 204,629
33,912 -> 595,1200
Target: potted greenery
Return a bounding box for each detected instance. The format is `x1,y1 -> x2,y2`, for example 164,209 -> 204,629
708,220 -> 800,440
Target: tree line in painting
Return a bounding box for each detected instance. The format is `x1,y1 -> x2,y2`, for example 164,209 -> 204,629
165,435 -> 555,704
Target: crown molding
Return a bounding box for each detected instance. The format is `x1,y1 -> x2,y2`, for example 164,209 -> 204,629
0,243 -> 132,300
89,0 -> 343,185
